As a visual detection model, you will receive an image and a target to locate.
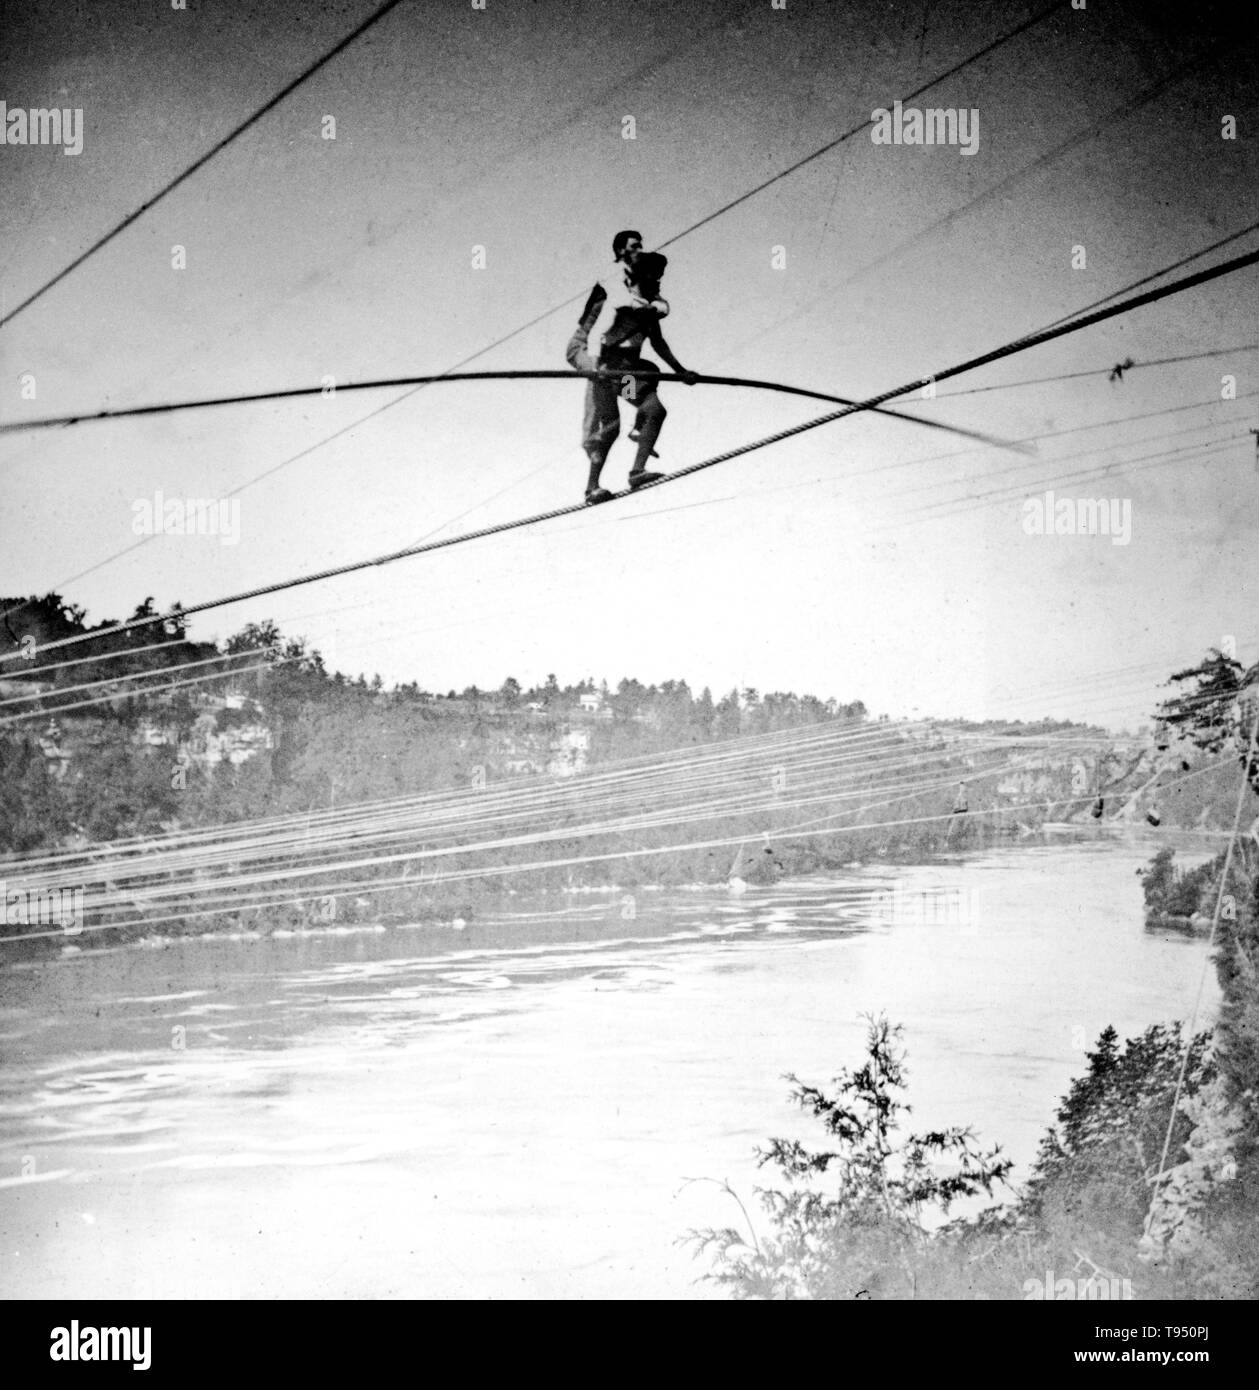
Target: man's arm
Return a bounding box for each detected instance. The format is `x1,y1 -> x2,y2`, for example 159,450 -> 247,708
578,283 -> 606,330
646,322 -> 699,383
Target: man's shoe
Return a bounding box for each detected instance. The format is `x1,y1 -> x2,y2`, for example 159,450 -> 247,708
628,470 -> 664,489
585,487 -> 614,505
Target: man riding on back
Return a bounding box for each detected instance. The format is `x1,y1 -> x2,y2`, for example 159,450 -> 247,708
565,230 -> 698,505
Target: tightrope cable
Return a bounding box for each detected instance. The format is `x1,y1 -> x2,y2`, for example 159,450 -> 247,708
7,245 -> 1256,664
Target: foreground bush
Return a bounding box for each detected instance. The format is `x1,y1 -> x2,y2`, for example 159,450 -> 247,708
685,1016 -> 1013,1298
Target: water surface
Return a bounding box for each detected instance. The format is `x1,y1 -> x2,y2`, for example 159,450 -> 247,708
0,836 -> 1219,1298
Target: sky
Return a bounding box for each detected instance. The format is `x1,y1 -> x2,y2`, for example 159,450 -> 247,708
1,0 -> 1256,729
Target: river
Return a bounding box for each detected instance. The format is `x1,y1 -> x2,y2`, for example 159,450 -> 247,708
0,834 -> 1220,1299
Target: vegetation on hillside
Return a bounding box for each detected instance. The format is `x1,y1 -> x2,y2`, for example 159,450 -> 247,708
2,594 -> 1108,947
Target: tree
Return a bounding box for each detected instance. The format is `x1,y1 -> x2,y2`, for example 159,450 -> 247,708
687,1016 -> 1012,1299
1,592 -> 89,659
500,676 -> 521,707
126,596 -> 165,646
1020,1023 -> 1212,1251
1159,650 -> 1258,793
714,688 -> 742,740
612,677 -> 648,721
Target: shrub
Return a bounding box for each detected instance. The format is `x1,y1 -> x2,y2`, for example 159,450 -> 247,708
685,1015 -> 1012,1298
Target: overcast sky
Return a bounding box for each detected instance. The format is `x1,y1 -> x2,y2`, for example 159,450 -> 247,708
1,0 -> 1256,728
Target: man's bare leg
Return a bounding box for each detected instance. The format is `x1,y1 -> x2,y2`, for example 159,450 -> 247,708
628,390 -> 666,485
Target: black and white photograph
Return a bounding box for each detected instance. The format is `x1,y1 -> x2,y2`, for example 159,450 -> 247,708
1,0 -> 1257,1322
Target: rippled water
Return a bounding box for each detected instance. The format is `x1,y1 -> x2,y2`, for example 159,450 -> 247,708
0,836 -> 1219,1298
